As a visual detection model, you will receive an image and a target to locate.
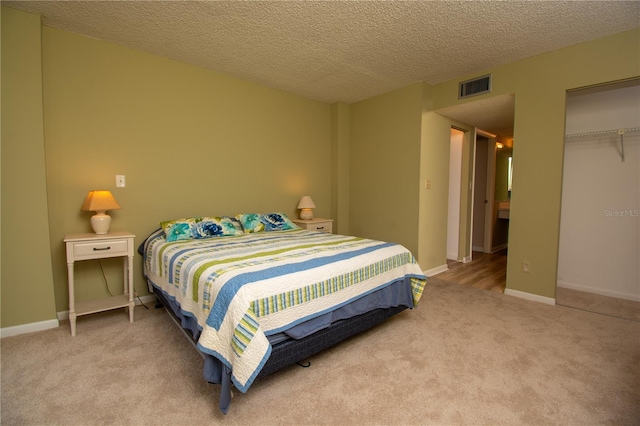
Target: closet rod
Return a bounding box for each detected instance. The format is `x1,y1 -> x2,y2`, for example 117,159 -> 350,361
565,127 -> 639,163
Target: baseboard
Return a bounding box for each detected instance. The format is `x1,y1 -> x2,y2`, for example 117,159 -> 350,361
424,264 -> 449,277
472,245 -> 484,252
1,295 -> 157,338
0,319 -> 60,338
557,280 -> 640,302
504,288 -> 555,305
56,294 -> 157,321
491,243 -> 508,253
462,255 -> 472,264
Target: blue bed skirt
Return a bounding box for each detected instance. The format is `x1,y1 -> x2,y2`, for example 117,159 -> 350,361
150,277 -> 414,413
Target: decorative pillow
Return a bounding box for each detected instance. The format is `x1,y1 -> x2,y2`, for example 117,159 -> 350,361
193,216 -> 244,239
235,213 -> 264,233
261,212 -> 298,231
160,216 -> 244,242
236,212 -> 298,233
160,218 -> 197,242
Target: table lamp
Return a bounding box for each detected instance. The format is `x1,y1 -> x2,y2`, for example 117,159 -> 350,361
297,195 -> 316,220
81,190 -> 121,234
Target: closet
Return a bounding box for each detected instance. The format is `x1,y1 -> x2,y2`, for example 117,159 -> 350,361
557,80 -> 640,307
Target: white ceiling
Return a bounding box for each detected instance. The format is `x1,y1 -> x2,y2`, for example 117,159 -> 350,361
5,0 -> 640,136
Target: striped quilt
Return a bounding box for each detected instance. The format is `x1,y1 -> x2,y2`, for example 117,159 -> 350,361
143,228 -> 426,392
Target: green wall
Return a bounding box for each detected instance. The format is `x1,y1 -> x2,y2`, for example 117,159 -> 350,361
418,111 -> 454,270
41,27 -> 332,310
349,83 -> 423,255
1,7 -> 332,325
1,8 -> 58,327
330,102 -> 350,235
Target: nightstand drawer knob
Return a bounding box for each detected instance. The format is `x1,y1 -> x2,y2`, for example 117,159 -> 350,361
316,227 -> 325,230
93,246 -> 111,251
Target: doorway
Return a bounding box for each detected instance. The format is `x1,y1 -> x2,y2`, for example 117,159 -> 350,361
442,126 -> 511,293
435,93 -> 515,292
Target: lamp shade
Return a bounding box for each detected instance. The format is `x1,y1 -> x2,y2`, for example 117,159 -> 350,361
297,196 -> 316,210
81,190 -> 121,212
81,190 -> 121,235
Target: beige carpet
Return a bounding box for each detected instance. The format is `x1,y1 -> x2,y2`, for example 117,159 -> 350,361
2,278 -> 639,425
556,286 -> 640,322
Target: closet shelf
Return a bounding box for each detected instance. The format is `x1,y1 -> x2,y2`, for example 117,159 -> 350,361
565,127 -> 639,163
565,127 -> 640,140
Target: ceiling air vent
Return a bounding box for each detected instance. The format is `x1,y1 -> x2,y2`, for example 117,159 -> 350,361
459,74 -> 492,99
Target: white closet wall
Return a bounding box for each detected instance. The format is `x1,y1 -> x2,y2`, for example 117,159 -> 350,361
558,82 -> 640,301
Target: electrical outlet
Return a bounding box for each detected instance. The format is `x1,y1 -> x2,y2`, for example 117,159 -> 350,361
116,175 -> 126,188
521,261 -> 531,273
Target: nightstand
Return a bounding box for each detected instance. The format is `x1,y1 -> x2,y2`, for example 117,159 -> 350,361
292,218 -> 333,234
64,231 -> 136,336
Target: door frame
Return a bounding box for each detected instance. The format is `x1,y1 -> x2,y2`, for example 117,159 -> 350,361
476,129 -> 497,254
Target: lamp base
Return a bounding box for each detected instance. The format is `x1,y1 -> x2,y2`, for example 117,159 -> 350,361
299,209 -> 314,220
90,212 -> 112,234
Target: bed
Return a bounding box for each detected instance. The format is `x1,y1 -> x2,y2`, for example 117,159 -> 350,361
141,213 -> 427,413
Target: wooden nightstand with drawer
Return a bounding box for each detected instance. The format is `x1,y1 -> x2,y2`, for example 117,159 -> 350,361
64,231 -> 135,336
292,218 -> 333,234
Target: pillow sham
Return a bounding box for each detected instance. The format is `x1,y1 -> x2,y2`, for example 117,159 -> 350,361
160,218 -> 197,242
160,216 -> 244,242
192,216 -> 244,239
236,212 -> 299,233
235,213 -> 263,233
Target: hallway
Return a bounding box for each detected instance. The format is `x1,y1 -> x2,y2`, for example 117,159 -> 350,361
434,250 -> 507,294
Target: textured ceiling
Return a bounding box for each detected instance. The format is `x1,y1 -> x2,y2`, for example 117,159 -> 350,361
4,0 -> 640,136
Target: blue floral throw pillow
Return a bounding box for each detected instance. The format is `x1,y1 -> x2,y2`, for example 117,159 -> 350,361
161,216 -> 244,242
236,212 -> 298,233
261,212 -> 298,231
193,217 -> 244,239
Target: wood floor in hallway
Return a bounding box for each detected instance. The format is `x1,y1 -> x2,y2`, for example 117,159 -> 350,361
434,250 -> 507,293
